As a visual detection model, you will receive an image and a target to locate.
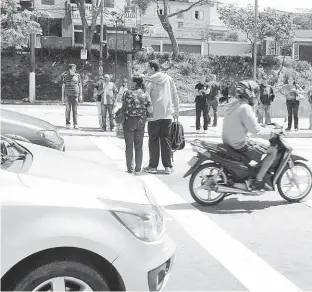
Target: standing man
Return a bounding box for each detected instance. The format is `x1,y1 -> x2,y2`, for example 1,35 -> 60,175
195,79 -> 209,133
97,74 -> 118,131
62,64 -> 82,129
206,74 -> 220,127
94,75 -> 104,128
143,60 -> 179,175
257,77 -> 275,125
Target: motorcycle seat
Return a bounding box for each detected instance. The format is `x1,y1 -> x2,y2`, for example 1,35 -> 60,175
201,141 -> 251,163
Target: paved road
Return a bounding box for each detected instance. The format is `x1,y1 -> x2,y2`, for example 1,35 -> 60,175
63,134 -> 312,292
2,105 -> 312,291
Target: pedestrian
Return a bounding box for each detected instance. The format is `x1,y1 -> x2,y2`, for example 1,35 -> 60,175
122,75 -> 153,174
257,77 -> 275,125
220,82 -> 230,104
195,80 -> 209,133
116,78 -> 128,111
281,77 -> 304,131
205,74 -> 221,127
308,86 -> 312,130
143,60 -> 180,175
97,74 -> 118,131
62,64 -> 82,130
93,75 -> 104,128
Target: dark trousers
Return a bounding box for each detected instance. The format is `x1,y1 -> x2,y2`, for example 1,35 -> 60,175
196,102 -> 209,130
123,117 -> 146,172
207,99 -> 218,126
65,96 -> 78,125
101,104 -> 114,130
286,100 -> 299,129
148,119 -> 172,169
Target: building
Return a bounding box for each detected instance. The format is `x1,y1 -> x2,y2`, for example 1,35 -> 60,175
292,30 -> 312,62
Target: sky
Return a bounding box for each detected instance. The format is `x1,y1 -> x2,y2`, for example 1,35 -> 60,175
223,0 -> 312,12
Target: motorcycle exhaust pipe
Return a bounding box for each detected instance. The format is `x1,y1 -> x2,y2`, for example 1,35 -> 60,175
216,185 -> 254,195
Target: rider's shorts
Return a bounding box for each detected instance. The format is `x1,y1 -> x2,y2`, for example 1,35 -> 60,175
237,139 -> 269,162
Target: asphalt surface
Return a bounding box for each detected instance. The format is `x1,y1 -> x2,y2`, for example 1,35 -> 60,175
2,104 -> 312,291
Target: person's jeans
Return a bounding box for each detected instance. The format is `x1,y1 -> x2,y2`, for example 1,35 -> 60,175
148,119 -> 172,169
101,104 -> 114,130
195,101 -> 209,130
257,104 -> 272,125
207,99 -> 218,126
123,116 -> 146,172
286,100 -> 299,129
65,96 -> 78,126
96,101 -> 102,127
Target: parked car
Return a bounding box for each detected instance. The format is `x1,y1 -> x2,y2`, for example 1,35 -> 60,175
1,136 -> 176,291
1,108 -> 65,151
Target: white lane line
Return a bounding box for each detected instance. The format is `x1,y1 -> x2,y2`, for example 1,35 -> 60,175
90,136 -> 302,292
304,200 -> 312,208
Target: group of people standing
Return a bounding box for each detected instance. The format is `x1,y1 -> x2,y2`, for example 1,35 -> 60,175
94,60 -> 179,175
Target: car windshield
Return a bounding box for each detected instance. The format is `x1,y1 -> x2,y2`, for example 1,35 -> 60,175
1,136 -> 33,174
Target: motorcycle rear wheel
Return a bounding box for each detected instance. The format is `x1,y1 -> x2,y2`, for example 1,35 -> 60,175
189,163 -> 227,206
277,161 -> 312,202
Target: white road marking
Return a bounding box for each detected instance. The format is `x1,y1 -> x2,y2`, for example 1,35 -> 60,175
91,136 -> 302,292
304,200 -> 312,208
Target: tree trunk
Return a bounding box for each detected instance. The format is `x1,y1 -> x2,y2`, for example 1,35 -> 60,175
158,14 -> 179,57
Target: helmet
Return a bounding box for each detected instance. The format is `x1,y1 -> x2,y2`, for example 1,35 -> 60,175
236,80 -> 260,106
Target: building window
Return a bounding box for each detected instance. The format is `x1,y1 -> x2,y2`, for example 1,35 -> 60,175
178,22 -> 183,28
74,31 -> 83,44
194,10 -> 203,20
104,0 -> 114,8
42,0 -> 55,5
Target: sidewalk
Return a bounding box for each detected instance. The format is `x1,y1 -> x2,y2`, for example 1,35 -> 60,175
1,103 -> 312,138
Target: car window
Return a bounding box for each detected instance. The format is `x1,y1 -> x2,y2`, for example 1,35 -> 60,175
1,136 -> 33,174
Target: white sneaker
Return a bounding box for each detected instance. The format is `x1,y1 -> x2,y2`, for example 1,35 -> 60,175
196,130 -> 201,134
204,130 -> 208,134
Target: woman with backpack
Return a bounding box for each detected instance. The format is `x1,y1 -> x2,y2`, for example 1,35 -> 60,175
121,75 -> 153,175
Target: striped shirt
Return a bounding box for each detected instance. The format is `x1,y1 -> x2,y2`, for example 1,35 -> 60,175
62,72 -> 81,97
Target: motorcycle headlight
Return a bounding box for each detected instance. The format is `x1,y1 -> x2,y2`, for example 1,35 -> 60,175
99,199 -> 165,242
38,130 -> 60,143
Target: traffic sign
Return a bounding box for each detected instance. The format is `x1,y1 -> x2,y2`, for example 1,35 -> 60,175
124,6 -> 137,28
80,49 -> 87,60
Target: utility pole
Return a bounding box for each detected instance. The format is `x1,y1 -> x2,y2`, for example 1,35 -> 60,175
99,0 -> 104,76
253,0 -> 258,81
29,0 -> 36,103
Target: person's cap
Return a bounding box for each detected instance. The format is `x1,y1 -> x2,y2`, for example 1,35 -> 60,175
68,64 -> 76,69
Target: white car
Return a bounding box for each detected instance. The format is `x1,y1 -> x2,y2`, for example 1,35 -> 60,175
0,136 -> 176,291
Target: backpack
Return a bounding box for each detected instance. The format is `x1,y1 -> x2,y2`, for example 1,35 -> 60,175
171,120 -> 185,152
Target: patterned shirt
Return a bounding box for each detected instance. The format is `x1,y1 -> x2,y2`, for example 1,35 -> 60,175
62,72 -> 81,97
123,89 -> 153,119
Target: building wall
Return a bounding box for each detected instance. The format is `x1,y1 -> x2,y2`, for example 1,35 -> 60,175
204,41 -> 251,56
142,1 -> 227,39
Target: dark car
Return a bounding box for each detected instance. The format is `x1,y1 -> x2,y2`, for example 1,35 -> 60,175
1,109 -> 65,151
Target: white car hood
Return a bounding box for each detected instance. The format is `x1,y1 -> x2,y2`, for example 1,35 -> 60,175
12,142 -> 153,205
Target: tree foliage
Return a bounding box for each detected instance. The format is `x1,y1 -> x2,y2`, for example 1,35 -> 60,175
217,4 -> 295,45
293,10 -> 312,30
1,0 -> 48,49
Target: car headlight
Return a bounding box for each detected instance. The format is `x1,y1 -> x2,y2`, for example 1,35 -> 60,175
99,199 -> 165,242
38,130 -> 60,143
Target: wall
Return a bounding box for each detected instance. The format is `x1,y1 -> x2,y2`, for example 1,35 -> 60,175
203,41 -> 251,56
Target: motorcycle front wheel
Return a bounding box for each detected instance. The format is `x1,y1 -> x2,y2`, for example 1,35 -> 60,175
189,163 -> 227,206
277,161 -> 312,203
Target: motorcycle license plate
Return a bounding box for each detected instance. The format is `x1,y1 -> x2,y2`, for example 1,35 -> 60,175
188,156 -> 199,167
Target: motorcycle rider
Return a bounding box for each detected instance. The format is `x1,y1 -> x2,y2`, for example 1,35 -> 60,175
222,80 -> 282,190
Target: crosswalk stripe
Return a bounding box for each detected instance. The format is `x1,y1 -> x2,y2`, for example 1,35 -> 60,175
90,136 -> 302,292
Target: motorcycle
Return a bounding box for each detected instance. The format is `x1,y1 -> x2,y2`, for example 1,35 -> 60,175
184,123 -> 312,206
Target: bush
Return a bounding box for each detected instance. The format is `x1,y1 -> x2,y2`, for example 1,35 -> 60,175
177,62 -> 193,76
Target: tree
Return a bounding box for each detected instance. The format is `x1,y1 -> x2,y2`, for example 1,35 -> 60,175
1,0 -> 48,49
75,0 -> 109,59
217,4 -> 295,58
293,10 -> 312,30
133,0 -> 208,57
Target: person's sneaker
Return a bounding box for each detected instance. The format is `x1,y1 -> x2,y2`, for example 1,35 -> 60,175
203,129 -> 208,134
251,179 -> 265,191
134,171 -> 141,175
143,166 -> 157,174
196,130 -> 201,134
295,128 -> 299,132
74,124 -> 79,130
285,128 -> 291,131
127,169 -> 133,174
164,167 -> 174,175
66,125 -> 70,129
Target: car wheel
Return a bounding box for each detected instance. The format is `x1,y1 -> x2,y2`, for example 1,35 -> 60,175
12,260 -> 110,291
